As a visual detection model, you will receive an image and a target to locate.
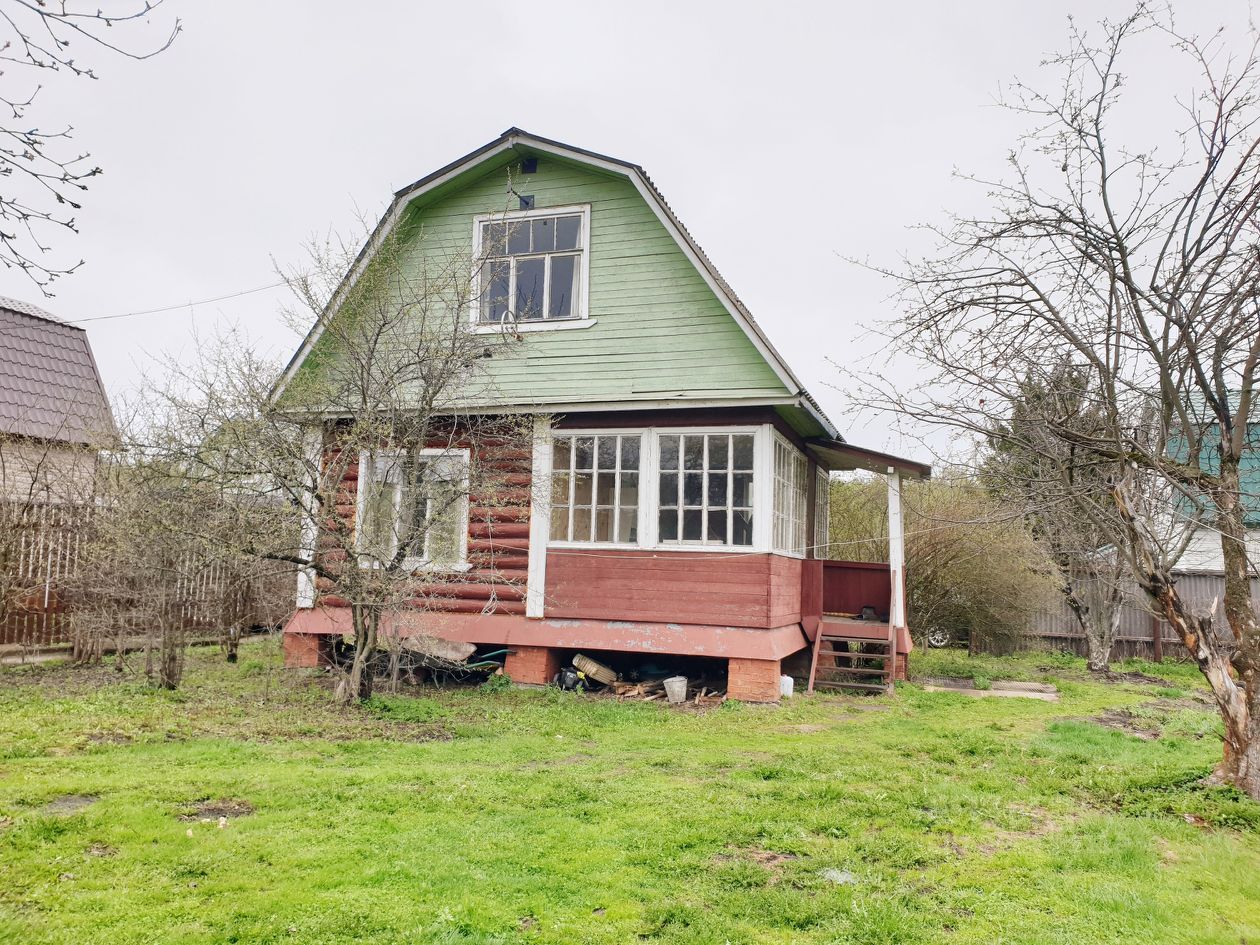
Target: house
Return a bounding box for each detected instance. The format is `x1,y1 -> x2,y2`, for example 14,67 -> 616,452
0,296 -> 115,649
277,129 -> 930,701
0,296 -> 115,504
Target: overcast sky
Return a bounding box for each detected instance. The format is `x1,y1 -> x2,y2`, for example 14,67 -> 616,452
7,0 -> 1256,454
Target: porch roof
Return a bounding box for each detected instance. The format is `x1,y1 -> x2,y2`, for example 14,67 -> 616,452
805,437 -> 931,480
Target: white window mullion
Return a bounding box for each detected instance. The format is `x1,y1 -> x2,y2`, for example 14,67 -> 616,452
642,431 -> 659,547
542,254 -> 552,321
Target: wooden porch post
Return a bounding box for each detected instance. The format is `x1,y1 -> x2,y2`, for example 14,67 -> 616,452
886,468 -> 906,630
295,423 -> 323,610
526,415 -> 552,619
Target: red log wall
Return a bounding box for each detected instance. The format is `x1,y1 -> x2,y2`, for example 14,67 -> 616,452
314,436 -> 531,618
544,549 -> 803,628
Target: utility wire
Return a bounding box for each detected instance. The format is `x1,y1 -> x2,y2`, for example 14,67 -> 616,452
65,281 -> 288,325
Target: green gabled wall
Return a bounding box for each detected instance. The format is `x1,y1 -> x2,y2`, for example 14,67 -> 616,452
323,154 -> 791,409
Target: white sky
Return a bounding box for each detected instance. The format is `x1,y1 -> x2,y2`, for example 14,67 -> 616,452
6,0 -> 1255,455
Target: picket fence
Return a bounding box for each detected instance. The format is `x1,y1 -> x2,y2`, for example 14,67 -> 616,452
0,502 -> 293,650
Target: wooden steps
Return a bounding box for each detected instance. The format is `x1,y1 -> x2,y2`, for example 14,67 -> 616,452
807,619 -> 895,695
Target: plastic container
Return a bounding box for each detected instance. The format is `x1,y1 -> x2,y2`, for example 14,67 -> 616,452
780,674 -> 795,698
663,675 -> 688,704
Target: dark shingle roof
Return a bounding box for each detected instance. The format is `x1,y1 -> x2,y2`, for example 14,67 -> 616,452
0,297 -> 115,445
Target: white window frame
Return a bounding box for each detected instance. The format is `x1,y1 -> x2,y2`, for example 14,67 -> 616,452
814,466 -> 831,560
548,430 -> 645,547
355,447 -> 472,571
546,424 -> 776,554
470,203 -> 592,333
771,430 -> 809,558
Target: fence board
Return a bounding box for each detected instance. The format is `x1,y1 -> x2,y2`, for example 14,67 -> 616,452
1013,572 -> 1254,661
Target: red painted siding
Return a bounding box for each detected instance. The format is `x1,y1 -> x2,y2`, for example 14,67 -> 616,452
822,560 -> 891,617
545,549 -> 802,628
768,555 -> 803,625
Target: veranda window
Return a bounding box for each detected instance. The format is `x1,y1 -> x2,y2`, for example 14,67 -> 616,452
358,449 -> 469,568
658,432 -> 755,546
478,211 -> 584,323
550,433 -> 641,543
814,467 -> 831,558
772,435 -> 808,556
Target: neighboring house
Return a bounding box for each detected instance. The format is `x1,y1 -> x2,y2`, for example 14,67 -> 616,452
278,129 -> 930,701
0,296 -> 115,649
1177,428 -> 1260,575
0,296 -> 115,503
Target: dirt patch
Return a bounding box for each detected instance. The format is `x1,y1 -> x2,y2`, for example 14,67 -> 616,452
523,753 -> 594,770
43,794 -> 97,815
1093,707 -> 1163,739
713,846 -> 800,881
784,724 -> 829,734
1104,670 -> 1176,687
179,798 -> 254,822
978,804 -> 1066,854
86,842 -> 117,857
1089,697 -> 1211,740
86,731 -> 132,746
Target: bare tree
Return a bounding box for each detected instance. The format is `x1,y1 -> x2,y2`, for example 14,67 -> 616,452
862,6 -> 1260,795
150,217 -> 533,704
0,1 -> 180,290
982,365 -> 1135,672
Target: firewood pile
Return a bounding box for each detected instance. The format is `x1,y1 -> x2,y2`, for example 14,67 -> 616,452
611,679 -> 726,706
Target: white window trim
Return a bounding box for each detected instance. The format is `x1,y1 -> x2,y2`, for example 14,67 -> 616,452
470,203 -> 592,331
546,424 -> 775,554
814,466 -> 831,560
770,429 -> 809,559
355,447 -> 472,572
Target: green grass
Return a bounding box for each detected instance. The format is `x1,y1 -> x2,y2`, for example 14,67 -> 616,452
0,639 -> 1257,944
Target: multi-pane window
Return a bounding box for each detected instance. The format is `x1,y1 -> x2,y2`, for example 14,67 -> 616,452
479,212 -> 583,323
772,437 -> 808,555
658,433 -> 755,546
358,450 -> 468,568
550,434 -> 641,543
814,467 -> 831,558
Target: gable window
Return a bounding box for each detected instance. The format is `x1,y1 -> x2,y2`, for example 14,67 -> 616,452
658,433 -> 755,546
550,433 -> 641,543
358,448 -> 469,569
476,206 -> 588,325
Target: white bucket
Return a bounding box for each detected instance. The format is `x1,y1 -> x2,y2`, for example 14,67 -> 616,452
780,674 -> 794,698
663,675 -> 688,704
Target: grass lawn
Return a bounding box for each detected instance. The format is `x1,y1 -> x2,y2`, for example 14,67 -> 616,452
1,640 -> 1258,944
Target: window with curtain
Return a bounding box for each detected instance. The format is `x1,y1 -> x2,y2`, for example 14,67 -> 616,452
358,449 -> 468,568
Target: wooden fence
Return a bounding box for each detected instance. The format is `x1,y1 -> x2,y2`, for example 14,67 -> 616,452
1019,572 -> 1252,661
0,501 -> 295,650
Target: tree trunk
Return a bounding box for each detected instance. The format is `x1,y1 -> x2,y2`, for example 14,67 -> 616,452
1063,570 -> 1120,673
1115,477 -> 1257,798
1207,455 -> 1260,796
342,602 -> 377,705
